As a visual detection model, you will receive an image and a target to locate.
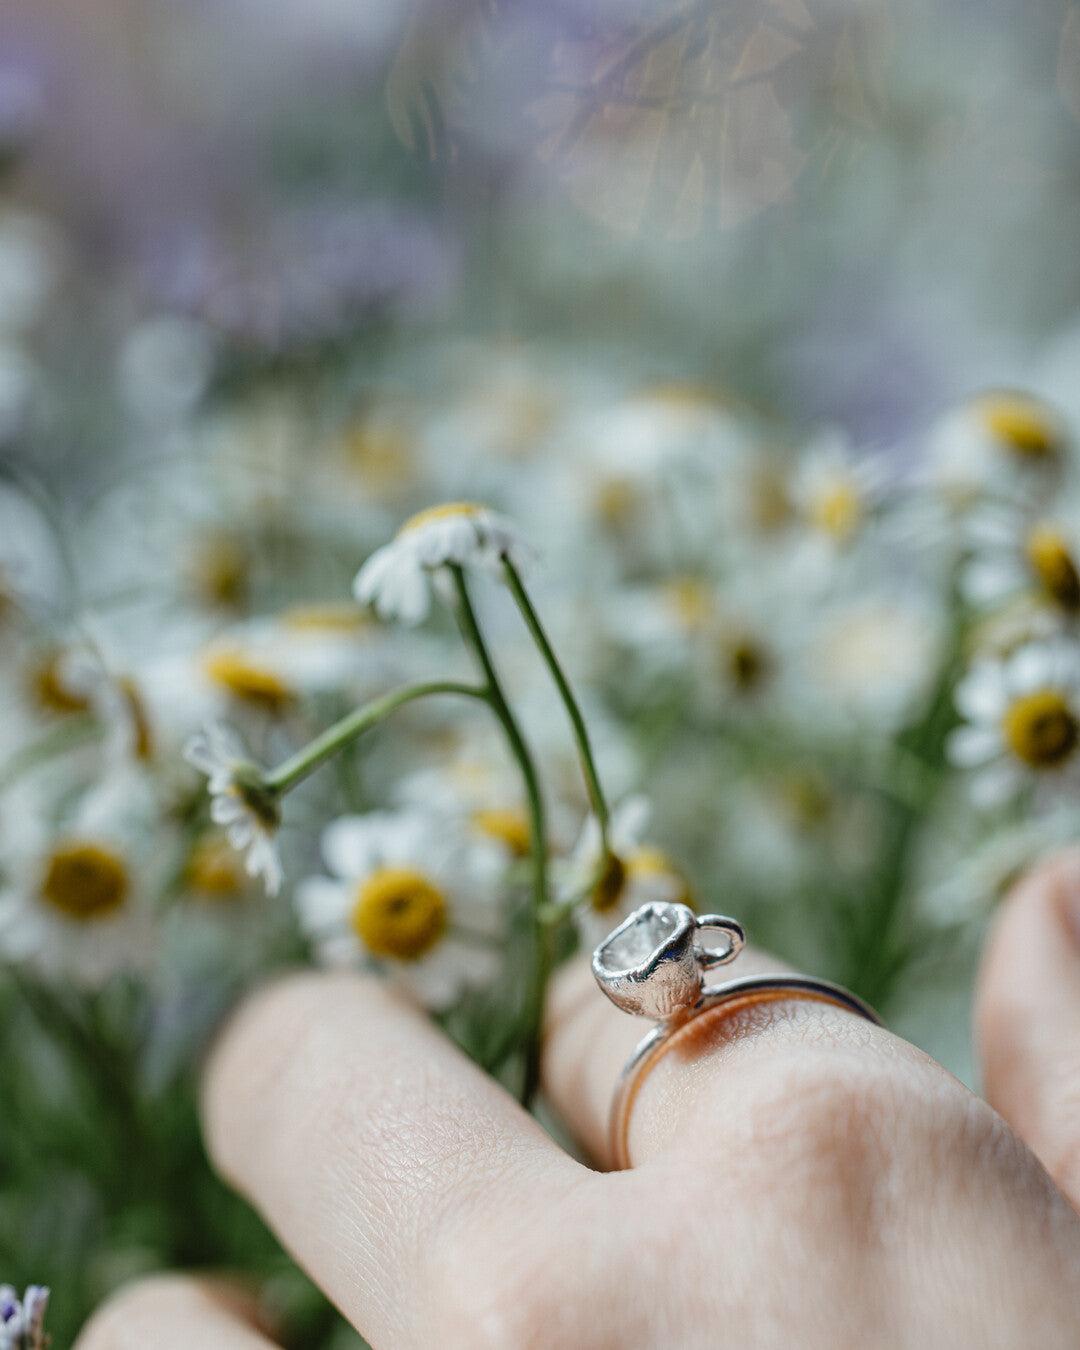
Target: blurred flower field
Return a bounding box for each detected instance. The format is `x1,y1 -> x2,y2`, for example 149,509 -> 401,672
5,0 -> 1080,1345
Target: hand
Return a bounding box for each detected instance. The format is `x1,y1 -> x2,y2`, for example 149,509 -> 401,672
75,852 -> 1080,1349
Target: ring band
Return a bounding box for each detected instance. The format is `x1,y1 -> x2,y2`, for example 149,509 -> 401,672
607,974 -> 882,1170
591,902 -> 882,1170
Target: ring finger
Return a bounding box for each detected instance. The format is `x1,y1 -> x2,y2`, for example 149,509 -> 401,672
542,941 -> 936,1170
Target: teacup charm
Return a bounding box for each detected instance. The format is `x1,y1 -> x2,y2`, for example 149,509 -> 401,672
591,901 -> 746,1022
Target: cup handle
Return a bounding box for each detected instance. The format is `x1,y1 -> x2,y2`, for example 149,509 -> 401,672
694,915 -> 746,970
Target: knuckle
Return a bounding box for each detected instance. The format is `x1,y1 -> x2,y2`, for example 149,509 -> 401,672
716,1024 -> 988,1244
428,1185 -> 594,1350
431,1248 -> 556,1350
730,1042 -> 926,1194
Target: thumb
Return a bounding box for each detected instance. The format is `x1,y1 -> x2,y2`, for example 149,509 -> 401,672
976,848 -> 1080,1209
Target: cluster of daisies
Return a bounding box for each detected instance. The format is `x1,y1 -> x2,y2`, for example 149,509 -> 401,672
941,394 -> 1080,808
2,346 -> 1080,1034
184,501 -> 694,1012
174,381 -> 1080,1013
7,353 -> 1080,1332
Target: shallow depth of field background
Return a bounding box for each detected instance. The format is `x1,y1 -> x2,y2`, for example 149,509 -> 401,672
5,1 -> 1080,1345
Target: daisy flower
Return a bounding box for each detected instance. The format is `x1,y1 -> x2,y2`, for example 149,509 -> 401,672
960,502 -> 1080,620
600,570 -> 795,717
797,592 -> 945,732
0,1285 -> 49,1350
396,756 -> 537,858
0,771 -> 162,987
602,576 -> 718,675
919,804 -> 1080,927
183,722 -> 283,895
541,383 -> 746,574
564,796 -> 693,944
353,502 -> 534,625
417,340 -> 566,481
194,604 -> 395,714
788,432 -> 892,582
295,809 -> 506,1010
947,640 -> 1080,807
926,389 -> 1067,510
0,629 -> 159,773
183,830 -> 257,903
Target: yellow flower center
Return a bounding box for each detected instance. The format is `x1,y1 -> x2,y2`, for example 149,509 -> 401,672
748,466 -> 792,533
591,851 -> 628,913
352,867 -> 448,960
627,846 -> 694,907
977,394 -> 1063,460
280,602 -> 371,632
1025,526 -> 1080,612
30,652 -> 90,716
185,836 -> 246,900
809,478 -> 862,543
594,478 -> 639,529
642,381 -> 717,411
779,773 -> 833,828
399,502 -> 484,536
1003,690 -> 1080,768
190,533 -> 250,610
41,842 -> 129,921
663,578 -> 712,632
473,808 -> 532,857
203,651 -> 292,711
345,422 -> 414,493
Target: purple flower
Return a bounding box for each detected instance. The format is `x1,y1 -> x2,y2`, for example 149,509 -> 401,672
150,199 -> 459,353
0,1285 -> 50,1350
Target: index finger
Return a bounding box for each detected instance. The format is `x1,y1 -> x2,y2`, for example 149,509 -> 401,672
201,971 -> 585,1350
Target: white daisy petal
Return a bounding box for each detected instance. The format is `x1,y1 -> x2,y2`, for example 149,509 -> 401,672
612,794 -> 652,851
970,760 -> 1023,810
1009,643 -> 1055,694
946,724 -> 1002,768
185,721 -> 282,896
954,664 -> 1007,722
317,932 -> 366,968
960,558 -> 1020,606
295,876 -> 353,933
351,504 -> 532,625
321,814 -> 382,879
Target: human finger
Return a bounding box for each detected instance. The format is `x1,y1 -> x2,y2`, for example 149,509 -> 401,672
201,970 -> 585,1349
543,943 -> 928,1169
74,1276 -> 279,1350
977,847 -> 1080,1209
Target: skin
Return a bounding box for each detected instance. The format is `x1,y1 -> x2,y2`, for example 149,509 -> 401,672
77,850 -> 1080,1350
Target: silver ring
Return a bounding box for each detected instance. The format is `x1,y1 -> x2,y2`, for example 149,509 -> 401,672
592,901 -> 882,1169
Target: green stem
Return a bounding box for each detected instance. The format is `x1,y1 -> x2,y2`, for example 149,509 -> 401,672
847,594 -> 969,1008
449,567 -> 551,1104
450,569 -> 548,908
264,680 -> 488,795
503,559 -> 611,845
